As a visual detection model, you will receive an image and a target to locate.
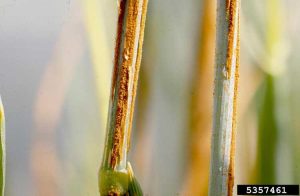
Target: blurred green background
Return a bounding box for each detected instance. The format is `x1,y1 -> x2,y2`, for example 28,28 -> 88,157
0,0 -> 299,195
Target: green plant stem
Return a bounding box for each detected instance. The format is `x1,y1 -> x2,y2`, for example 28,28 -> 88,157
99,0 -> 148,195
209,0 -> 240,195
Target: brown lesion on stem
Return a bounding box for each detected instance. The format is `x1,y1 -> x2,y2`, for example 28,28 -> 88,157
111,0 -> 127,101
127,0 -> 148,151
109,0 -> 127,169
226,0 -> 232,16
225,0 -> 239,79
108,0 -> 148,169
228,37 -> 239,196
227,3 -> 240,195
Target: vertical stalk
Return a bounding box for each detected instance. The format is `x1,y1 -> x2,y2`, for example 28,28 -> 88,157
257,75 -> 277,183
209,0 -> 240,195
182,0 -> 215,194
0,97 -> 5,196
257,0 -> 282,184
99,0 -> 148,195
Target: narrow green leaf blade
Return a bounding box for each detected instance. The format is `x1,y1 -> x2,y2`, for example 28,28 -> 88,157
127,162 -> 143,196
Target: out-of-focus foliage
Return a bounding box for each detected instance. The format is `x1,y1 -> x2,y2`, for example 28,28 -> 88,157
0,0 -> 299,195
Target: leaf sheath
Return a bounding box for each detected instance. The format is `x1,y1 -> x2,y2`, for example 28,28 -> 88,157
99,0 -> 148,195
209,0 -> 240,195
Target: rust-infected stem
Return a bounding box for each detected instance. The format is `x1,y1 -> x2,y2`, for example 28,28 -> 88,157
101,0 -> 148,171
99,1 -> 148,194
209,0 -> 240,195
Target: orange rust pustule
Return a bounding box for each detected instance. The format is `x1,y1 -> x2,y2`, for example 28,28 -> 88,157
228,5 -> 240,196
109,0 -> 127,168
226,0 -> 232,16
111,64 -> 129,167
111,0 -> 127,101
127,0 -> 148,151
225,0 -> 238,79
110,0 -> 146,168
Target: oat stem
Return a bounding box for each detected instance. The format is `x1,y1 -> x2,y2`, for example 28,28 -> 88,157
209,0 -> 240,195
99,0 -> 148,195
